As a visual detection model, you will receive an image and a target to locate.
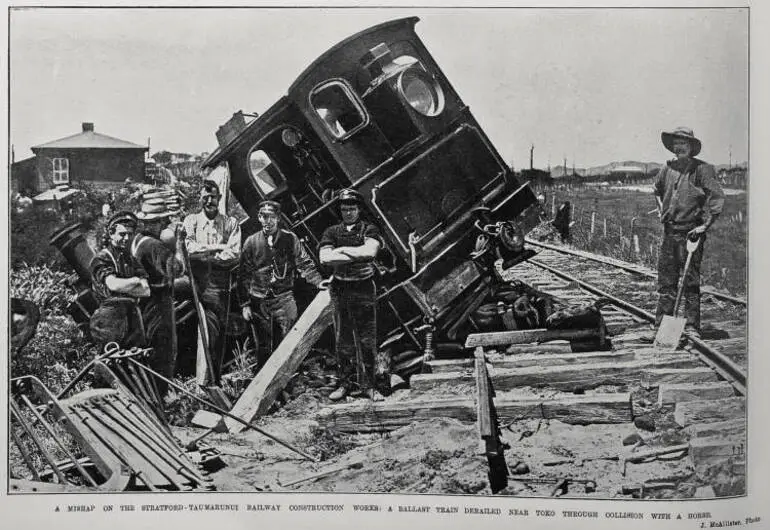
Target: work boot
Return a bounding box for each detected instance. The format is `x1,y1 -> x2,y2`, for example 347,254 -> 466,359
365,389 -> 385,402
328,385 -> 348,401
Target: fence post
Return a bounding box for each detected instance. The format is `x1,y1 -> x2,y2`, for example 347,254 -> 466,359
590,211 -> 596,239
633,234 -> 641,260
739,211 -> 743,223
551,195 -> 556,218
603,218 -> 608,238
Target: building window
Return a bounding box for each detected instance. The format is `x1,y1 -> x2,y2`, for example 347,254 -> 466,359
52,158 -> 69,184
310,80 -> 368,140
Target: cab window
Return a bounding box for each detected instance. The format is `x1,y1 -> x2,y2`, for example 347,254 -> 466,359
310,80 -> 368,139
248,149 -> 286,197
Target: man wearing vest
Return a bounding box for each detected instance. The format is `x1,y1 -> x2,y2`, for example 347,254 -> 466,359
239,200 -> 324,358
183,180 -> 241,383
653,127 -> 725,340
90,208 -> 185,390
319,189 -> 384,402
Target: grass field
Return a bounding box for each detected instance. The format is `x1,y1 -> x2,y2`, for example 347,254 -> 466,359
535,183 -> 748,296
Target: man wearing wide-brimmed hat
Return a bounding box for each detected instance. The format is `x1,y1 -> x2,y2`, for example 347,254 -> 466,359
653,126 -> 725,339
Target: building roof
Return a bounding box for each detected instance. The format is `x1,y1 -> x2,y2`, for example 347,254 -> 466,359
32,123 -> 147,151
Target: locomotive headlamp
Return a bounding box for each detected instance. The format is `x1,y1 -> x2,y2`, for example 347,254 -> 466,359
398,66 -> 445,117
281,128 -> 301,147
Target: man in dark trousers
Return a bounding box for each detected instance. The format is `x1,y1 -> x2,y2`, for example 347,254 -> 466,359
653,127 -> 724,339
239,200 -> 324,359
90,208 -> 185,390
319,189 -> 384,401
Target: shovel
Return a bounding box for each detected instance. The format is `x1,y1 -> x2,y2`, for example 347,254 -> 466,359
654,236 -> 701,349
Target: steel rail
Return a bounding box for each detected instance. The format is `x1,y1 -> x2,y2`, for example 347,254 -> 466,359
528,258 -> 747,396
526,238 -> 747,306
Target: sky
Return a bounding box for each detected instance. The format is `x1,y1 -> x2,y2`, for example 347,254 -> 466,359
9,7 -> 749,168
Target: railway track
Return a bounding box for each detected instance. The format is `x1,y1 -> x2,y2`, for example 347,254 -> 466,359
317,242 -> 748,498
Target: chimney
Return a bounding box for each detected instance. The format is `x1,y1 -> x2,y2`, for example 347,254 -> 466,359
82,122 -> 94,132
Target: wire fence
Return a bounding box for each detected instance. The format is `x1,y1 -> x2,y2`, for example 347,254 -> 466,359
530,182 -> 748,293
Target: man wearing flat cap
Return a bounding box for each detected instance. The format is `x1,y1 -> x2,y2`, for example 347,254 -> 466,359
90,207 -> 185,390
238,200 -> 324,360
653,126 -> 725,339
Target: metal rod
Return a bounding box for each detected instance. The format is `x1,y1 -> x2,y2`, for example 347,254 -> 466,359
20,395 -> 98,487
10,400 -> 68,484
128,358 -> 318,462
10,426 -> 42,481
69,406 -> 157,491
525,238 -> 746,305
56,344 -> 121,399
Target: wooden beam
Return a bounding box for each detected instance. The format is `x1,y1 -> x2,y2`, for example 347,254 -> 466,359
428,350 -> 636,373
674,397 -> 746,429
641,368 -> 719,387
465,328 -> 598,348
657,382 -> 736,407
685,419 -> 746,440
315,393 -> 632,433
505,343 -> 574,354
225,290 -> 333,433
411,355 -> 703,393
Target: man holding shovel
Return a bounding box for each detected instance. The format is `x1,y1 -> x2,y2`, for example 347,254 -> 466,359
653,127 -> 724,342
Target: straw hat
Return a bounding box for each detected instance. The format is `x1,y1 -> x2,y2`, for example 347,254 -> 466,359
661,126 -> 702,157
136,187 -> 182,220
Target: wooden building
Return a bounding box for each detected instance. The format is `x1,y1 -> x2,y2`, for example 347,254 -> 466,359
28,122 -> 148,193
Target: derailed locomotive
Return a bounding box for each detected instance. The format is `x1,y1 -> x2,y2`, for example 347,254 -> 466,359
202,17 -> 546,367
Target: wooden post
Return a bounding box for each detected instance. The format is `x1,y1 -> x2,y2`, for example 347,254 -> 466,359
590,211 -> 596,238
551,194 -> 556,218
603,218 -> 608,238
633,234 -> 641,260
225,291 -> 333,433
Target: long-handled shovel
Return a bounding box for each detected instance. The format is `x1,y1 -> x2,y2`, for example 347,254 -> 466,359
180,245 -> 230,407
654,236 -> 701,349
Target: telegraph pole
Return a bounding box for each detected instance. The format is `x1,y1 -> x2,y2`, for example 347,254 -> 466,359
530,144 -> 534,170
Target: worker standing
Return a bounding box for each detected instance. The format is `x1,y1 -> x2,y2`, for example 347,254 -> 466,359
238,200 -> 324,361
653,127 -> 724,339
319,189 -> 385,401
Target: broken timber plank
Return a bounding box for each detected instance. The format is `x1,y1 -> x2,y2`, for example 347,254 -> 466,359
641,368 -> 719,387
225,290 -> 332,433
428,349 -> 635,373
684,419 -> 746,440
465,328 -> 598,348
674,397 -> 746,428
657,382 -> 735,407
411,355 -> 703,393
505,342 -> 573,354
315,393 -> 632,433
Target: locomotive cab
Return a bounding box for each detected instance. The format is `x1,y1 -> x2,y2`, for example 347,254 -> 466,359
203,17 -> 545,356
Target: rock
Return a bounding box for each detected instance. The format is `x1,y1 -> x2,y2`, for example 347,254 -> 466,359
513,462 -> 530,475
634,414 -> 656,432
694,485 -> 716,498
623,433 -> 644,446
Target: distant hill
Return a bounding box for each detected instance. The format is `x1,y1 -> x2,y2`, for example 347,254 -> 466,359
548,160 -> 747,178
